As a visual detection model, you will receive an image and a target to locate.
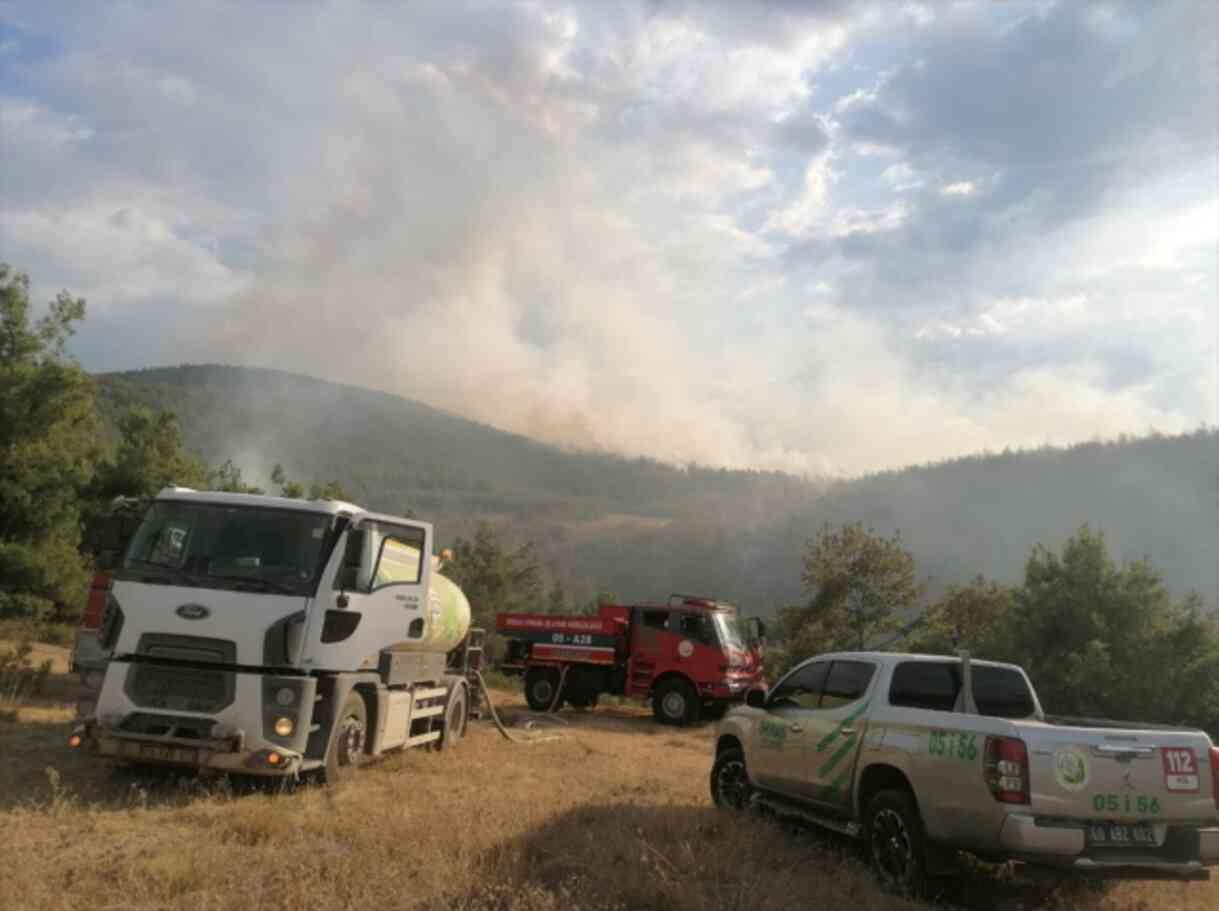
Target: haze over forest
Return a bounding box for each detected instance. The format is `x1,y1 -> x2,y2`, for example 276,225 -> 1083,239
99,365 -> 1218,616
5,2 -> 1215,479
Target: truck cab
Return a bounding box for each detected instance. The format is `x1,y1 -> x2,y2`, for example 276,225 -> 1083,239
498,593 -> 765,725
71,488 -> 481,781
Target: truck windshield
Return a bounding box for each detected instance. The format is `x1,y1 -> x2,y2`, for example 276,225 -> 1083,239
118,500 -> 338,597
712,612 -> 746,650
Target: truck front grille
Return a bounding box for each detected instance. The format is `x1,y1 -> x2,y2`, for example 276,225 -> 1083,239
119,712 -> 218,739
124,634 -> 237,713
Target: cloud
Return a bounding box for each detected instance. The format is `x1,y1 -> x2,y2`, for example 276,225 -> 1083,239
1,0 -> 1214,475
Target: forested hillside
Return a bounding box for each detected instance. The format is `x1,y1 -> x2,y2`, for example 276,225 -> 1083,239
95,365 -> 1218,614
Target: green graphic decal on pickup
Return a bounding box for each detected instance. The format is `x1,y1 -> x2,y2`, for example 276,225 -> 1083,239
815,701 -> 870,753
928,730 -> 978,761
1092,793 -> 1161,816
818,732 -> 859,778
759,717 -> 787,748
814,701 -> 869,785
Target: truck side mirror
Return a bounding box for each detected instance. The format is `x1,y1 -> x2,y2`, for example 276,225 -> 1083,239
745,687 -> 767,709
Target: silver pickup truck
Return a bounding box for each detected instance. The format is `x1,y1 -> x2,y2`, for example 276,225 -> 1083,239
710,650 -> 1219,893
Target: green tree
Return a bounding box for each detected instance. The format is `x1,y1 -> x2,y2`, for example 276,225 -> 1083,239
1010,526 -> 1219,732
94,407 -> 208,498
270,464 -> 306,499
788,522 -> 921,654
546,578 -> 567,614
0,265 -> 98,621
270,464 -> 348,501
207,459 -> 264,494
444,521 -> 543,632
308,479 -> 350,501
906,575 -> 1015,657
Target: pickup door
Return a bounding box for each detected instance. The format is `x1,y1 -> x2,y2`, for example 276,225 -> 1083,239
1023,723 -> 1217,842
751,658 -> 877,807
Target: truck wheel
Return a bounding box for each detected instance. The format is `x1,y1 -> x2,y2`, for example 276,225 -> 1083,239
525,668 -> 560,711
864,789 -> 928,897
566,690 -> 597,710
322,691 -> 367,785
710,746 -> 752,810
653,679 -> 700,726
432,686 -> 467,752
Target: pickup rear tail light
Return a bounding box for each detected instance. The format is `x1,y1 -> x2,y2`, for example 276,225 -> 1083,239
984,736 -> 1030,805
1210,746 -> 1219,810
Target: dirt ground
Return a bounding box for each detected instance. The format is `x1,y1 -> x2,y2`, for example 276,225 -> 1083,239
1,646 -> 1214,910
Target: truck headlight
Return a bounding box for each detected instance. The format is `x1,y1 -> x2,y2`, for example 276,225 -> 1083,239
274,717 -> 295,737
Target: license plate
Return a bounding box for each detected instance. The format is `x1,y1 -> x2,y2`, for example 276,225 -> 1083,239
122,742 -> 198,764
1087,823 -> 1157,847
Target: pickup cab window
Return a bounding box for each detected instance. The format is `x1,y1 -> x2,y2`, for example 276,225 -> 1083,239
820,660 -> 876,709
888,661 -> 1036,718
768,660 -> 829,709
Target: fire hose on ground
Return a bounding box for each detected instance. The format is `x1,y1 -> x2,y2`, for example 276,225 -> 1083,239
474,663 -> 569,744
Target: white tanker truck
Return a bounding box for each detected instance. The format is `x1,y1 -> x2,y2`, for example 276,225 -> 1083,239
69,488 -> 483,783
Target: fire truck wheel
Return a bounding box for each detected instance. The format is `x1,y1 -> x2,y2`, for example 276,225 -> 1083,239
525,668 -> 561,712
653,678 -> 700,726
322,691 -> 367,785
566,690 -> 597,710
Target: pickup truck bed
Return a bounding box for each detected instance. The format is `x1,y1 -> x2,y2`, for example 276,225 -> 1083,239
713,650 -> 1219,894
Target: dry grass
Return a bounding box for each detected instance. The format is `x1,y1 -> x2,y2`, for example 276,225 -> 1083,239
1,661 -> 1215,911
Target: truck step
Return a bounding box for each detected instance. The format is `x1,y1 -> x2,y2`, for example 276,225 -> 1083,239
411,705 -> 444,719
750,793 -> 862,839
413,686 -> 448,702
404,731 -> 441,748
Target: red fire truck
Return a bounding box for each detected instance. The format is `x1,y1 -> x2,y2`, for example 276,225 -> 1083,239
495,594 -> 766,725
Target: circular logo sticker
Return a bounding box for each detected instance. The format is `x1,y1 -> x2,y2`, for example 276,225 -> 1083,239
1053,745 -> 1090,792
677,640 -> 694,658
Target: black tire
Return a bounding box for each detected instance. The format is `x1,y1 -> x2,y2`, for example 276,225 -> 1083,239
566,690 -> 598,710
709,746 -> 753,810
432,685 -> 467,752
653,678 -> 700,726
864,789 -> 928,897
322,691 -> 368,785
525,668 -> 560,712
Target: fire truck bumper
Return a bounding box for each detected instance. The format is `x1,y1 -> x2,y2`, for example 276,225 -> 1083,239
702,677 -> 757,701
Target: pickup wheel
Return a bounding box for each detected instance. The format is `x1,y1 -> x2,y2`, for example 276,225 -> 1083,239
653,679 -> 700,726
322,691 -> 367,785
864,789 -> 928,897
525,668 -> 561,712
710,746 -> 752,810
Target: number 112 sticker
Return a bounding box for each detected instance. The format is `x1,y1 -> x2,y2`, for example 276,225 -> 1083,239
1162,748 -> 1199,792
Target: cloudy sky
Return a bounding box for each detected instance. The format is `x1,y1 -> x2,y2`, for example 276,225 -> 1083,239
1,0 -> 1215,475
